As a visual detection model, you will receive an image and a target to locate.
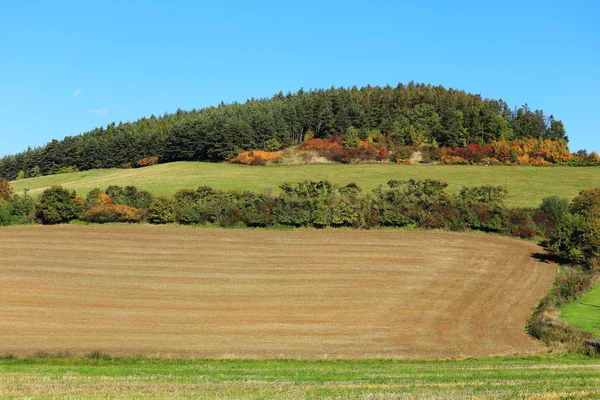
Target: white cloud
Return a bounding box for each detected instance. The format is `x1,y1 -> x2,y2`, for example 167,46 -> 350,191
72,89 -> 81,98
87,108 -> 110,116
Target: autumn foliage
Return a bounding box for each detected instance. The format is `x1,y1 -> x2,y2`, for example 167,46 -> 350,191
82,204 -> 144,223
297,135 -> 382,163
136,156 -> 159,168
298,137 -> 341,151
0,176 -> 13,201
81,191 -> 144,223
436,138 -> 574,166
230,151 -> 283,165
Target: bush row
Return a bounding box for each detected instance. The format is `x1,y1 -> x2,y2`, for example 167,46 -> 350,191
2,180 -> 569,240
257,134 -> 600,166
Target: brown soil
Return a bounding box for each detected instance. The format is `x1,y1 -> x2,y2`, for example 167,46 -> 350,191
0,226 -> 556,359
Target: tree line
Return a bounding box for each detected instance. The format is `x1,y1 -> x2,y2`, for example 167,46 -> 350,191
0,178 -> 585,247
0,83 -> 568,180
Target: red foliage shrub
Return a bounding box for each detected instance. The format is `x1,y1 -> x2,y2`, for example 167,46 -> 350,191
299,138 -> 340,151
327,145 -> 378,163
377,146 -> 388,161
329,148 -> 358,163
230,150 -> 282,165
136,156 -> 159,168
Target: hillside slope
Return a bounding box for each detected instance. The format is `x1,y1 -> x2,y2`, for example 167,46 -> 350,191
10,162 -> 600,207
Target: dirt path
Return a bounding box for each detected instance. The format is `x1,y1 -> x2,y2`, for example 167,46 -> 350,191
0,226 -> 556,359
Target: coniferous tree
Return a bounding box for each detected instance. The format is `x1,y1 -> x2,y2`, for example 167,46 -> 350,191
0,83 -> 568,180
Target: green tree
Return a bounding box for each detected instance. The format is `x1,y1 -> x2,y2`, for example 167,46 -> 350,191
148,195 -> 176,224
545,115 -> 567,141
36,185 -> 84,224
540,196 -> 570,224
548,188 -> 600,269
570,188 -> 600,218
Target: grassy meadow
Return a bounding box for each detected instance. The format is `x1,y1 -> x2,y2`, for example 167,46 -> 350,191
1,354 -> 600,399
10,162 -> 600,207
561,281 -> 600,337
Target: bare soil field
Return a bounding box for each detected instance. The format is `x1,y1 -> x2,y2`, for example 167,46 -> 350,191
0,226 -> 556,359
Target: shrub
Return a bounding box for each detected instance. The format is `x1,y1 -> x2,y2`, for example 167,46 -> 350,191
82,204 -> 144,223
85,188 -> 103,208
148,195 -> 176,224
230,150 -> 282,165
588,151 -> 600,163
10,193 -> 35,216
298,138 -> 340,151
250,155 -> 267,166
57,165 -> 79,174
570,188 -> 600,218
329,147 -> 358,164
456,185 -> 508,232
376,179 -> 456,228
547,188 -> 600,268
548,214 -> 600,267
0,176 -> 12,201
264,138 -> 282,152
235,192 -> 274,227
36,185 -> 84,224
105,185 -> 153,209
540,196 -> 570,224
136,156 -> 159,168
441,155 -> 469,165
0,200 -> 16,226
174,188 -> 209,225
175,200 -> 206,225
503,208 -> 537,239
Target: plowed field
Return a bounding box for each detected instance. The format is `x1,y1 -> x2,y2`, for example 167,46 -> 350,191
0,226 -> 556,359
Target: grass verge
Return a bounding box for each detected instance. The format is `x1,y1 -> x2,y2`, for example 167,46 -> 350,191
1,354 -> 600,399
561,280 -> 600,337
528,258 -> 599,352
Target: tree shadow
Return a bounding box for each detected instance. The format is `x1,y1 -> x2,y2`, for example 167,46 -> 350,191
531,252 -> 561,264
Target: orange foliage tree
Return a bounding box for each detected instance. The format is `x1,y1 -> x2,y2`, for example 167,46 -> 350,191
230,150 -> 282,165
0,176 -> 12,201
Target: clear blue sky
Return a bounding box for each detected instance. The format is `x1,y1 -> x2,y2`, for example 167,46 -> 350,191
1,0 -> 598,157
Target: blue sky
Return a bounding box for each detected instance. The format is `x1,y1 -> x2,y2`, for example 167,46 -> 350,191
1,0 -> 598,157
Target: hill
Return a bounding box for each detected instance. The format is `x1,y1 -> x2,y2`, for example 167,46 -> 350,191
0,83 -> 568,180
10,162 -> 600,208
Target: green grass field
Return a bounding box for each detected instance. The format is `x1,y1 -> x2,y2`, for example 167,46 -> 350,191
562,281 -> 600,337
1,354 -> 599,399
10,162 -> 600,207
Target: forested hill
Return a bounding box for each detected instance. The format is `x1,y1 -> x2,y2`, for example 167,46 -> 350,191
0,82 -> 567,180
